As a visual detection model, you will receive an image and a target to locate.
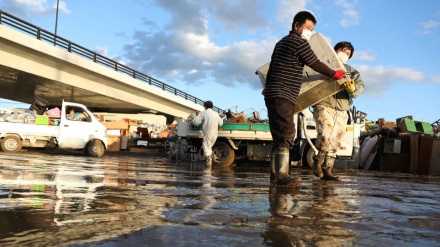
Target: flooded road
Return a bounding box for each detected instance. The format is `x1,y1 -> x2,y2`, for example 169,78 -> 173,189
0,151 -> 440,247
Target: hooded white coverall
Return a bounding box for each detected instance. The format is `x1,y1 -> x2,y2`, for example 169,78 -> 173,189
192,108 -> 223,157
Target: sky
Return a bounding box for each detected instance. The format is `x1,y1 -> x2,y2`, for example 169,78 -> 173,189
0,0 -> 439,124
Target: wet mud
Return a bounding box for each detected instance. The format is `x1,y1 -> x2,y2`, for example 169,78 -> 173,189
0,150 -> 440,246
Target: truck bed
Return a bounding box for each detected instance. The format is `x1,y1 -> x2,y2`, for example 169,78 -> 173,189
185,122 -> 273,140
0,122 -> 60,137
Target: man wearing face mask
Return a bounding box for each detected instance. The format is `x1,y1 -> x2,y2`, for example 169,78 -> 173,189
263,11 -> 345,187
312,41 -> 365,181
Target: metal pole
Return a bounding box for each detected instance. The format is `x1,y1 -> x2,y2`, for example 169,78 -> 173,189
54,0 -> 59,46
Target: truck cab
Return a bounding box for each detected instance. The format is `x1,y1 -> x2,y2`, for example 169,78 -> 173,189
0,99 -> 108,157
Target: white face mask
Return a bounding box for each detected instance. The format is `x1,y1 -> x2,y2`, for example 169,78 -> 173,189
337,51 -> 349,64
301,29 -> 313,41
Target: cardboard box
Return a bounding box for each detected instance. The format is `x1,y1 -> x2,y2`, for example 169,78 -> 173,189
382,122 -> 397,130
107,136 -> 121,152
102,121 -> 129,130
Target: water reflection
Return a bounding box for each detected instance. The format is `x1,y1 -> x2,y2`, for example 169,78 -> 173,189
2,152 -> 440,246
0,153 -> 176,245
264,181 -> 357,246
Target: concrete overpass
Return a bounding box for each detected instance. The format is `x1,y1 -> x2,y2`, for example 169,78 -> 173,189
0,10 -> 224,122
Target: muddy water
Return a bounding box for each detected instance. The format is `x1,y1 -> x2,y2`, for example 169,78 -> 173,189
0,151 -> 440,247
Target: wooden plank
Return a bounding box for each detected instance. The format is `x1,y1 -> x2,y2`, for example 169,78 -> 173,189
129,147 -> 162,154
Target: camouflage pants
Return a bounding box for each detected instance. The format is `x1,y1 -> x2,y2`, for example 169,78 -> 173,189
313,105 -> 348,157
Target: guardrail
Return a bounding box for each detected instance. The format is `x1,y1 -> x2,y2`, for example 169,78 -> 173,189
0,10 -> 225,114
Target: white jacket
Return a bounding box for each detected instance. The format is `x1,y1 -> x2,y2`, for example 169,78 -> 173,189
192,108 -> 223,135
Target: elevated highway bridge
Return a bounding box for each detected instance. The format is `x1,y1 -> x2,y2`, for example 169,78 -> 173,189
0,10 -> 225,122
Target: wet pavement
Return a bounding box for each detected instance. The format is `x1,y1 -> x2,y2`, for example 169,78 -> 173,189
0,150 -> 440,247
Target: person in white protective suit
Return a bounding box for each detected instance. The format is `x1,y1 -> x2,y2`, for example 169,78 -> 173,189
192,101 -> 224,166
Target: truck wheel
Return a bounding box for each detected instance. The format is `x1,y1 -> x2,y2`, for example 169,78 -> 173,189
302,143 -> 316,168
87,140 -> 105,157
212,142 -> 235,167
1,136 -> 22,152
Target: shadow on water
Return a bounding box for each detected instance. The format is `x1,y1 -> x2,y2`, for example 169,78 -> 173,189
1,152 -> 440,246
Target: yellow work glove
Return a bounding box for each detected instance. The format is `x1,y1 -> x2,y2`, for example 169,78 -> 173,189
343,80 -> 355,93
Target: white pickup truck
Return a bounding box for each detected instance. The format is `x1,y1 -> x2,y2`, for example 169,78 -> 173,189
175,107 -> 366,167
0,100 -> 108,157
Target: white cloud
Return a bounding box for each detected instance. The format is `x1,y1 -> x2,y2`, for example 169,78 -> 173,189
122,0 -> 278,89
2,0 -> 71,17
276,0 -> 310,29
430,76 -> 440,83
353,51 -> 376,61
94,46 -> 108,56
421,20 -> 440,29
152,0 -> 208,35
123,28 -> 275,88
208,0 -> 268,34
16,0 -> 48,8
334,0 -> 357,9
339,9 -> 360,27
56,1 -> 71,14
356,65 -> 425,97
335,0 -> 361,27
415,20 -> 440,35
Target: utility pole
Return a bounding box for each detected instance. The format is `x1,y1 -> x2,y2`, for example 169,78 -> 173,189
54,0 -> 60,45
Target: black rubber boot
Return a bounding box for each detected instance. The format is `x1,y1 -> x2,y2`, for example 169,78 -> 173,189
269,152 -> 277,186
274,147 -> 302,187
312,151 -> 326,178
321,156 -> 341,181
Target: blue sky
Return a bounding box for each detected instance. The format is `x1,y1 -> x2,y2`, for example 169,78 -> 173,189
0,0 -> 439,124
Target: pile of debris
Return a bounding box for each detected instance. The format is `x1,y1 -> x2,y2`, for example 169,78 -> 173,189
360,115 -> 439,176
224,109 -> 268,124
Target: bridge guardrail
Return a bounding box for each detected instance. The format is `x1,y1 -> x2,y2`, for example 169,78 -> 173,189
0,10 -> 225,114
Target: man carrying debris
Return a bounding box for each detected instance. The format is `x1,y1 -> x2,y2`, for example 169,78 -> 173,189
312,41 -> 365,181
264,11 -> 345,187
193,101 -> 224,166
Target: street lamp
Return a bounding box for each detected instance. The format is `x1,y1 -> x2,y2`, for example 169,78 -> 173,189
54,0 -> 59,45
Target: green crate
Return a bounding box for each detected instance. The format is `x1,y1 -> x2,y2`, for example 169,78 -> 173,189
221,123 -> 251,130
399,119 -> 417,133
416,121 -> 434,135
190,124 -> 202,130
251,123 -> 270,131
35,115 -> 49,125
